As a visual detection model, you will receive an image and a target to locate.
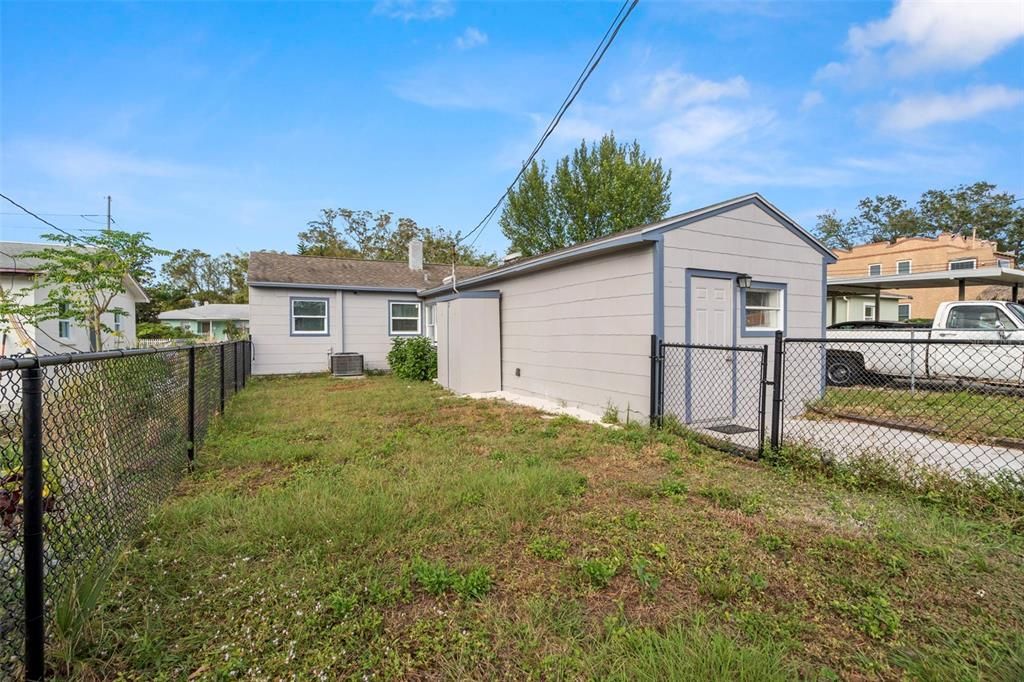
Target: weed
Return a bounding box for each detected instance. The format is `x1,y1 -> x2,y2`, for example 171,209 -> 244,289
648,542 -> 669,561
410,558 -> 493,600
579,554 -> 622,589
658,478 -> 688,499
528,534 -> 569,561
632,556 -> 660,595
832,594 -> 901,640
757,534 -> 790,553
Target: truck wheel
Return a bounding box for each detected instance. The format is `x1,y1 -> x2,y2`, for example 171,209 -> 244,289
826,353 -> 863,387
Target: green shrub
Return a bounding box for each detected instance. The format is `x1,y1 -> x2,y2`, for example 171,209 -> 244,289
387,336 -> 437,381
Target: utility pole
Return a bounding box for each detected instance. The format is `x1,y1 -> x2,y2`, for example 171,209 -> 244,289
106,195 -> 112,232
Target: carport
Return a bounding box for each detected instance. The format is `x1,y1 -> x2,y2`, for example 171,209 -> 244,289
827,265 -> 1024,321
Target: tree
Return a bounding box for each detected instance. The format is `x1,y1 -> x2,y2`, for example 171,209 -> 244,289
848,194 -> 927,243
500,133 -> 672,256
19,230 -> 168,351
918,182 -> 1023,259
298,209 -> 497,266
814,210 -> 855,250
160,249 -> 249,305
813,182 -> 1023,261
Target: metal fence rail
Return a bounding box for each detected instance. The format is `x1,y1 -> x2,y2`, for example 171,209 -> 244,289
0,340 -> 252,681
781,337 -> 1024,484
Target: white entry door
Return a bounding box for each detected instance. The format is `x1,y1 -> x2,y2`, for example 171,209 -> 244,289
688,276 -> 735,422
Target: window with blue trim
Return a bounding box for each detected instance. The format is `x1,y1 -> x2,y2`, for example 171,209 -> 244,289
292,298 -> 328,334
389,301 -> 421,335
744,287 -> 783,332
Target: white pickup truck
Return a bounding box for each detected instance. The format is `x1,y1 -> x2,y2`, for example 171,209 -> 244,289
825,301 -> 1024,387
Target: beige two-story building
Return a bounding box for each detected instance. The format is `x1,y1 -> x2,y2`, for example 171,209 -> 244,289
829,233 -> 1018,321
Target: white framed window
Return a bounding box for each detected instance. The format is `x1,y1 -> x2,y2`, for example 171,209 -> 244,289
864,303 -> 876,321
291,297 -> 329,335
896,260 -> 912,275
58,302 -> 71,339
868,263 -> 882,276
743,287 -> 783,333
897,303 -> 911,322
425,303 -> 436,341
948,258 -> 976,271
389,301 -> 421,335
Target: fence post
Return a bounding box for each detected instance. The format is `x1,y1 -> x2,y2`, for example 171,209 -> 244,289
187,346 -> 196,466
769,330 -> 784,452
219,343 -> 226,413
649,334 -> 660,426
21,366 -> 45,682
757,345 -> 769,458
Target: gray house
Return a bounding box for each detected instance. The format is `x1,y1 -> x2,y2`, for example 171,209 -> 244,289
248,194 -> 835,422
247,249 -> 487,374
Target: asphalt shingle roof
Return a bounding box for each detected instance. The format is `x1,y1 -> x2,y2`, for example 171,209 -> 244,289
247,252 -> 490,290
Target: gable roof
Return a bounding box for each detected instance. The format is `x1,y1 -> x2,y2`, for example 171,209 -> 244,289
158,304 -> 249,321
247,252 -> 490,291
420,193 -> 836,297
0,240 -> 150,303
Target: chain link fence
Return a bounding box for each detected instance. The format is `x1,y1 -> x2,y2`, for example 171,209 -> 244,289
657,342 -> 768,457
0,340 -> 251,680
653,333 -> 1024,490
781,336 -> 1024,484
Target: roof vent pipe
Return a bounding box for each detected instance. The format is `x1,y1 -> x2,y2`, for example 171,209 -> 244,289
408,238 -> 423,271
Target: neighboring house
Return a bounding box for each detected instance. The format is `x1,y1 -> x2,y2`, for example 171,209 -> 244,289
158,303 -> 250,340
247,246 -> 487,374
0,241 -> 148,356
250,194 -> 835,422
826,291 -> 908,325
829,233 -> 1018,320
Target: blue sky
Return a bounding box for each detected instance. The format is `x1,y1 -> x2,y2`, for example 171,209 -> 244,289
2,0 -> 1023,261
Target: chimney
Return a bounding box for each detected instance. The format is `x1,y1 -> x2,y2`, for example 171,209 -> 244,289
408,238 -> 423,271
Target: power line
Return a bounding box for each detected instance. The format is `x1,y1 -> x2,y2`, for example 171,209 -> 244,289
0,193 -> 91,246
460,0 -> 640,248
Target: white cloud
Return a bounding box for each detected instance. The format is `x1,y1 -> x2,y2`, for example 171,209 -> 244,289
821,0 -> 1024,79
373,0 -> 453,22
455,27 -> 487,50
652,106 -> 772,156
879,84 -> 1024,131
10,138 -> 201,182
642,70 -> 749,109
800,90 -> 824,111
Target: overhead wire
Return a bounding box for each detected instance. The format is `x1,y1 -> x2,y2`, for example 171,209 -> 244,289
459,0 -> 640,249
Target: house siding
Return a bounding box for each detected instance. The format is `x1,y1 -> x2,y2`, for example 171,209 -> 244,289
249,287 -> 417,374
250,286 -> 341,375
342,291 -> 419,370
449,246 -> 655,421
661,202 -> 827,417
3,276 -> 138,354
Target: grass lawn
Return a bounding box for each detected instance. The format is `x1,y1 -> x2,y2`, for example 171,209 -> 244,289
68,375 -> 1024,680
808,385 -> 1024,443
